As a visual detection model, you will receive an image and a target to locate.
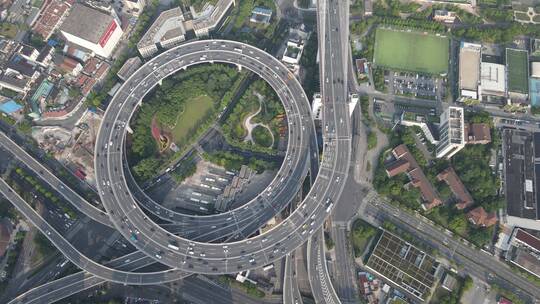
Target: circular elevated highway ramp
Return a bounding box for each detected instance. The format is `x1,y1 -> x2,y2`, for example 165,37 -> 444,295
95,39 -> 351,274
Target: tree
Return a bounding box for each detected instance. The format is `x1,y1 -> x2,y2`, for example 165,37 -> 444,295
367,131 -> 377,150
132,158 -> 161,181
449,216 -> 467,235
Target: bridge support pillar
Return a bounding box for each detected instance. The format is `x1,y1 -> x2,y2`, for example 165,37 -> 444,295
237,64 -> 242,71
126,125 -> 133,134
158,79 -> 162,86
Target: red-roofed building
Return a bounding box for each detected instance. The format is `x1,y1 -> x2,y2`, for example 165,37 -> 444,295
437,167 -> 474,209
385,144 -> 442,210
58,57 -> 82,76
513,229 -> 540,253
464,123 -> 491,144
467,207 -> 497,227
32,0 -> 72,40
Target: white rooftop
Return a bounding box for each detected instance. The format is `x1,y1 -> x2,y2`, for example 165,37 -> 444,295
480,62 -> 506,93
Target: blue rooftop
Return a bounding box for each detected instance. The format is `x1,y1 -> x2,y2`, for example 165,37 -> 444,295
0,100 -> 23,114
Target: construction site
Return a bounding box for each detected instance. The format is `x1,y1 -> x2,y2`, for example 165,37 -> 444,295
31,110 -> 102,187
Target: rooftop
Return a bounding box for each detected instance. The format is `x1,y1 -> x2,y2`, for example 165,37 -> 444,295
0,100 -> 23,114
467,206 -> 497,227
503,129 -> 539,221
32,0 -> 71,39
514,229 -> 540,252
387,144 -> 442,209
437,167 -> 473,209
466,123 -> 491,144
480,61 -> 506,94
192,0 -> 234,34
459,42 -> 481,92
366,230 -> 439,301
137,7 -> 185,50
60,3 -> 115,44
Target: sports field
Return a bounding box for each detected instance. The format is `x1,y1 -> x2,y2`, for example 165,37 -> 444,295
167,95 -> 214,145
374,28 -> 449,75
506,48 -> 529,94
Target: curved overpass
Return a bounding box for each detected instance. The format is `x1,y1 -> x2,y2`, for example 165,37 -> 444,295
95,39 -> 351,273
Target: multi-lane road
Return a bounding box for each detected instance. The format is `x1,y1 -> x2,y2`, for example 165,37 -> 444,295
0,37 -> 351,301
363,195 -> 540,302
94,39 -> 351,273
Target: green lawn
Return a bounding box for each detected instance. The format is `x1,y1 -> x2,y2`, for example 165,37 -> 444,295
506,48 -> 529,94
374,27 -> 449,75
167,95 -> 214,145
514,11 -> 530,21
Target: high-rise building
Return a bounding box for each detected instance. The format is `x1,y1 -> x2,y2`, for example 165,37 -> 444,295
436,106 -> 465,159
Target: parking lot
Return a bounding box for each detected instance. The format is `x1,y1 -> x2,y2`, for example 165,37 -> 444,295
386,71 -> 444,101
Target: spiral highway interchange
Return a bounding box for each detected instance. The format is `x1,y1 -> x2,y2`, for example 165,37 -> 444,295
0,37 -> 351,289
95,39 -> 351,274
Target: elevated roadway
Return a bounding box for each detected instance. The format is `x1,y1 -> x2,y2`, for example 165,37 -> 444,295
94,39 -> 351,273
307,0 -> 352,302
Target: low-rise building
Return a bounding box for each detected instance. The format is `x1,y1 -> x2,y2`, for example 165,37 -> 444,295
365,229 -> 440,301
505,228 -> 540,278
355,58 -> 368,80
467,206 -> 497,227
250,6 -> 272,24
459,42 -> 481,100
479,61 -> 506,99
32,0 -> 72,40
502,129 -> 540,231
437,167 -> 473,209
386,144 -> 442,210
60,3 -> 123,58
0,98 -> 23,117
464,123 -> 491,144
137,7 -> 186,58
433,10 -> 456,23
441,273 -> 457,292
281,27 -> 308,74
123,0 -> 145,15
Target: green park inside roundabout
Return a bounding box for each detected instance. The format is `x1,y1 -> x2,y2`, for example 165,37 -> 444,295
127,63 -> 287,184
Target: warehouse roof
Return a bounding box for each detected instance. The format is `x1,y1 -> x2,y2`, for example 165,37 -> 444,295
60,3 -> 115,44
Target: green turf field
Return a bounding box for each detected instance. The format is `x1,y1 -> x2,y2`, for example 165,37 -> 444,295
168,95 -> 213,144
374,28 -> 449,75
506,48 -> 529,94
